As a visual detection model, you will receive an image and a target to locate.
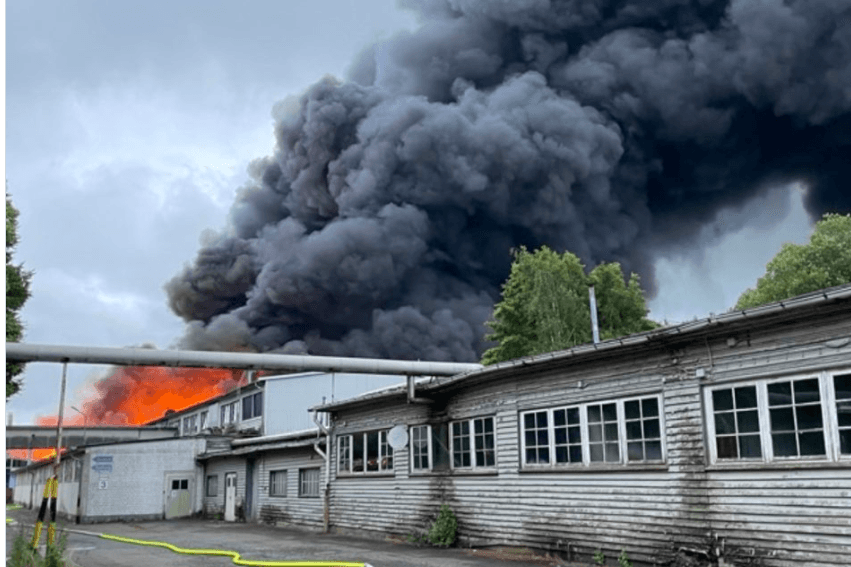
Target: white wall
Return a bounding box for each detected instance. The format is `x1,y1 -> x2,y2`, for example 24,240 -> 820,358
263,373 -> 403,435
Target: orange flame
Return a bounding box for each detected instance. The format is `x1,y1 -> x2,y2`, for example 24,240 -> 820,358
7,366 -> 252,462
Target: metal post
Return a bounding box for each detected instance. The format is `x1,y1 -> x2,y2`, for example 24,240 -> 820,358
55,362 -> 68,468
588,285 -> 600,344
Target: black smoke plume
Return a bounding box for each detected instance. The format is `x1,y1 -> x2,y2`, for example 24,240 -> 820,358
166,0 -> 851,361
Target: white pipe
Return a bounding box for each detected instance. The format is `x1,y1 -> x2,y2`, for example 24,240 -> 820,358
5,342 -> 482,376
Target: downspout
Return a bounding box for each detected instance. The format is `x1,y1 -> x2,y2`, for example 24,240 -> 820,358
312,411 -> 333,534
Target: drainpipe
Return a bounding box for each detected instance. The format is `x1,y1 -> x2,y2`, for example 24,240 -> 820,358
312,411 -> 332,533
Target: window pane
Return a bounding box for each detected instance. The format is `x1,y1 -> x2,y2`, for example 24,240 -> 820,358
838,402 -> 851,427
537,448 -> 549,464
642,398 -> 659,417
643,419 -> 660,439
713,389 -> 733,411
795,405 -> 823,430
525,431 -> 537,446
626,421 -> 642,440
768,382 -> 792,405
537,430 -> 548,445
715,412 -> 735,435
353,434 -> 364,472
735,386 -> 758,408
627,442 -> 643,461
555,427 -> 567,444
625,401 -> 640,420
589,444 -> 604,462
840,429 -> 851,455
567,407 -> 580,424
524,413 -> 535,429
172,480 -> 180,490
769,408 -> 794,432
772,432 -> 797,457
555,446 -> 568,463
242,396 -> 253,420
716,436 -> 737,459
536,412 -> 547,427
569,446 -> 582,462
588,405 -> 601,423
834,374 -> 851,400
604,423 -> 619,440
645,441 -> 662,460
589,423 -> 602,443
568,426 -> 581,444
366,432 -> 379,471
553,409 -> 566,426
798,432 -> 825,456
605,442 -> 619,462
603,403 -> 617,421
738,435 -> 762,458
736,410 -> 760,434
793,379 -> 820,404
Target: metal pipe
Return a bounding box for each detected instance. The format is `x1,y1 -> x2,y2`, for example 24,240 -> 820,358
5,342 -> 482,376
54,363 -> 68,469
588,285 -> 600,344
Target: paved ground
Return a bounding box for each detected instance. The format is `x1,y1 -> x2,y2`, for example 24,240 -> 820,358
6,505 -> 587,567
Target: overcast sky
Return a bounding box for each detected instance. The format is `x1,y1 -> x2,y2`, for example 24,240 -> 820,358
5,0 -> 815,426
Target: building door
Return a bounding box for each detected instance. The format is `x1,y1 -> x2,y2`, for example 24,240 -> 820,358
165,475 -> 193,519
224,472 -> 237,522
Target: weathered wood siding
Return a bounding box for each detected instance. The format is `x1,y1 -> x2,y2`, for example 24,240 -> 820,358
255,447 -> 326,530
203,456 -> 246,517
326,301 -> 851,566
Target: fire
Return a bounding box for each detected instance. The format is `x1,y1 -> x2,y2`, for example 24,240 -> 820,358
7,366 -> 249,462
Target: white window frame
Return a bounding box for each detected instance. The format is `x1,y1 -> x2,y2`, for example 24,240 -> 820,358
299,468 -> 321,498
220,401 -> 239,425
200,411 -> 208,430
410,424 -> 433,472
705,369 -> 851,465
336,430 -> 394,474
449,416 -> 496,470
520,395 -> 666,468
269,470 -> 287,497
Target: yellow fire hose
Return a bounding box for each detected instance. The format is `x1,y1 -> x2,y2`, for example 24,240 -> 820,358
97,533 -> 370,567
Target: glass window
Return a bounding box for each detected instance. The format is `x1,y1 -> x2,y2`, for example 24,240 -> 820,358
553,407 -> 582,464
451,421 -> 471,468
269,470 -> 286,497
299,468 -> 320,498
768,378 -> 825,457
835,373 -> 851,455
206,475 -> 218,497
588,402 -> 620,463
338,434 -> 351,473
625,398 -> 663,462
473,417 -> 495,467
523,411 -> 549,465
712,386 -> 762,459
411,425 -> 431,470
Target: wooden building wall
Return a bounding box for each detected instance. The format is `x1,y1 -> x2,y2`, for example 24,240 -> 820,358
203,456 -> 246,517
255,447 -> 325,529
326,302 -> 851,566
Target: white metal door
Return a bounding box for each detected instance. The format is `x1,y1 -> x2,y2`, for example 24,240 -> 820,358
224,473 -> 237,522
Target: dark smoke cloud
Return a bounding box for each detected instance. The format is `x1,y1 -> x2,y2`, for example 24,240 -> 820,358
166,0 -> 851,361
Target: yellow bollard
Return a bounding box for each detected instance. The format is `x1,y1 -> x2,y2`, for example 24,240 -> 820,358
31,477 -> 55,549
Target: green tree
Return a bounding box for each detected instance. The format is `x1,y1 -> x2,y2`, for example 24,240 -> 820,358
735,213 -> 851,310
482,246 -> 657,365
7,194 -> 32,398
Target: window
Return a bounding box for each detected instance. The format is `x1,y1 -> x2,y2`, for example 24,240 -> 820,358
411,425 -> 431,471
269,470 -> 287,497
836,374 -> 851,455
450,417 -> 496,469
242,391 -> 263,420
200,411 -> 208,430
521,395 -> 664,468
706,370 -> 850,464
220,401 -> 238,425
337,430 -> 394,474
206,475 -> 218,497
299,468 -> 320,497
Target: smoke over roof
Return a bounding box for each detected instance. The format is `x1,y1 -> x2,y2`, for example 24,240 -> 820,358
165,0 -> 851,362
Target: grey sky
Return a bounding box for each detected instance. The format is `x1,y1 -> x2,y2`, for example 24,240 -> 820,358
5,0 -> 814,425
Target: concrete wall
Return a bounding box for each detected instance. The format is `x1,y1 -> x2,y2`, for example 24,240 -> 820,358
79,438 -> 206,522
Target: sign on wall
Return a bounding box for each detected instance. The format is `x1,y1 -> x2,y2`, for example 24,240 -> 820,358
92,455 -> 113,474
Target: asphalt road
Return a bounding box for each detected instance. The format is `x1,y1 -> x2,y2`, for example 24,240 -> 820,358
6,505 -> 580,567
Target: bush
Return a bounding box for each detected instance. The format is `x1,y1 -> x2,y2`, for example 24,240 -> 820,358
8,532 -> 67,567
427,504 -> 457,547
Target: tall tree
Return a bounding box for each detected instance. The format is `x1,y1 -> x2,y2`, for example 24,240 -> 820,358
7,194 -> 33,398
482,246 -> 657,365
735,213 -> 851,310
